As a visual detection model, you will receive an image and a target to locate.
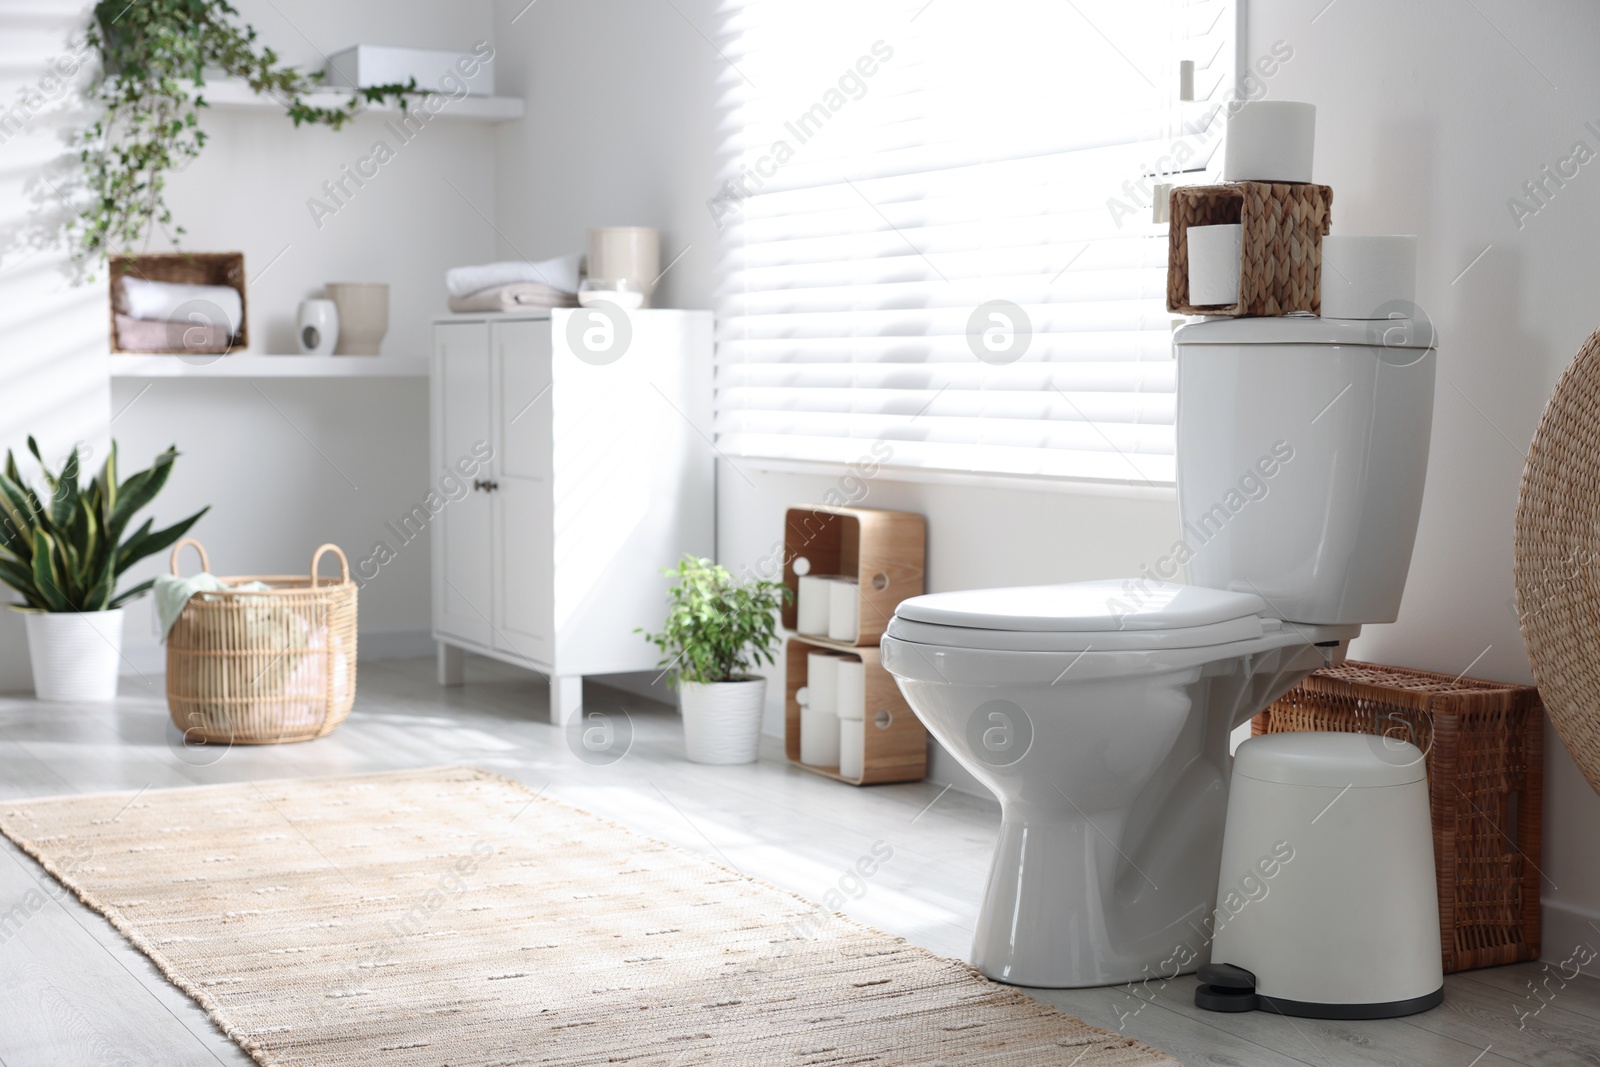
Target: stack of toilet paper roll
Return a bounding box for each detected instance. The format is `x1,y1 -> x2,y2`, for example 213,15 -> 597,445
1182,100 -> 1417,322
1319,235 -> 1417,319
796,574 -> 860,643
799,650 -> 868,777
1187,101 -> 1317,308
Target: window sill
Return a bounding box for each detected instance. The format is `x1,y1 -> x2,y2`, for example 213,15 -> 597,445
726,456 -> 1178,502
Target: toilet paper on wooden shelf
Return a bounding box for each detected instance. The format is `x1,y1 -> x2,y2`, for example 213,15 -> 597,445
1319,235 -> 1417,319
1187,224 -> 1243,306
836,658 -> 865,722
828,577 -> 860,643
800,705 -> 841,766
1223,101 -> 1316,183
839,718 -> 865,780
796,575 -> 833,635
807,651 -> 842,714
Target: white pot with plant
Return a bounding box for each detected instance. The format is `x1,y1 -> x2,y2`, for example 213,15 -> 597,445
0,438 -> 207,702
641,556 -> 790,764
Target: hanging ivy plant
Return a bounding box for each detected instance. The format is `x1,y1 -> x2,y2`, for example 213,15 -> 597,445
68,0 -> 419,268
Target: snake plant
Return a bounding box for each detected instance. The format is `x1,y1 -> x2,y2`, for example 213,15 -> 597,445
0,438 -> 208,612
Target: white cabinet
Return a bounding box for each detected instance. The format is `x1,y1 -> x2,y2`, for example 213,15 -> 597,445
430,310 -> 714,723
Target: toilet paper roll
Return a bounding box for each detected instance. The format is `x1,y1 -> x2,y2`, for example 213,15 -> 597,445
797,575 -> 832,635
1223,101 -> 1316,183
839,718 -> 865,780
1319,235 -> 1417,320
807,652 -> 841,715
835,658 -> 866,722
800,705 -> 841,766
827,577 -> 860,643
1187,224 -> 1243,306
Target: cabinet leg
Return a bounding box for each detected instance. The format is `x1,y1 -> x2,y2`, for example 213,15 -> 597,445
550,674 -> 583,725
437,642 -> 466,687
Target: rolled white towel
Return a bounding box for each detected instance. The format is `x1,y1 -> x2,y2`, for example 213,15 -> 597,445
446,254 -> 582,298
116,277 -> 243,335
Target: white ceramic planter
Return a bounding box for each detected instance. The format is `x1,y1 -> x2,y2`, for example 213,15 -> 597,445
678,677 -> 766,764
23,609 -> 124,702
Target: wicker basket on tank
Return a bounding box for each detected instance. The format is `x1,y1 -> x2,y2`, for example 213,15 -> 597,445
1167,181 -> 1333,316
1253,660 -> 1543,973
165,539 -> 357,744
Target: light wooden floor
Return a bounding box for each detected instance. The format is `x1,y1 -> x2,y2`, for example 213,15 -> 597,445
0,655 -> 1595,1067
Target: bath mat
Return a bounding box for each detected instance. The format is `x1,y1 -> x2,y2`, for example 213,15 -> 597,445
0,767 -> 1174,1066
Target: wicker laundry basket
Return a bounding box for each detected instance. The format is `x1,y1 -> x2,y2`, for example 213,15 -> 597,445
165,539 -> 357,744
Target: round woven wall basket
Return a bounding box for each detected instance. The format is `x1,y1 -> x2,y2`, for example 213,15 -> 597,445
165,539 -> 357,745
1514,326 -> 1600,795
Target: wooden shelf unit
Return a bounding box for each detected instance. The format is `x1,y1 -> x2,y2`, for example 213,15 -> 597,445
780,505 -> 926,646
783,635 -> 927,786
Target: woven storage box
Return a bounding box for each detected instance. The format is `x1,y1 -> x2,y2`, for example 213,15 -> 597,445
1252,660 -> 1543,973
109,252 -> 248,352
1167,182 -> 1333,316
166,539 -> 357,745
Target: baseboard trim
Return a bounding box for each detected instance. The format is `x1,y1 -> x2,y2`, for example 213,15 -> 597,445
1541,898 -> 1600,975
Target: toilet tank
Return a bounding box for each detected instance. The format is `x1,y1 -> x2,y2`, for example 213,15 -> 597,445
1172,316 -> 1435,625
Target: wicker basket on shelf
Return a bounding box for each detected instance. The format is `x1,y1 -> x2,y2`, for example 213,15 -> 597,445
109,252 -> 248,353
165,539 -> 357,744
1253,660 -> 1543,973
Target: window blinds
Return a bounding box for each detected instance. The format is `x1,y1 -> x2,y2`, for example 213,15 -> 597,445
712,0 -> 1237,484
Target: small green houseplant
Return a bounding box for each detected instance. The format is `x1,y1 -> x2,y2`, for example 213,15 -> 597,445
640,556 -> 790,764
0,438 -> 208,701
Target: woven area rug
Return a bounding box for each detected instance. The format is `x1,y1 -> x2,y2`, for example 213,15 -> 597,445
0,766 -> 1173,1066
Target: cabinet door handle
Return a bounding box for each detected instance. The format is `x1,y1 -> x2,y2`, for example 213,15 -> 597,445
473,479 -> 500,493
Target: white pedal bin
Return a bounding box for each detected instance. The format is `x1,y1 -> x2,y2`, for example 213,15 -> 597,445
1196,732 -> 1444,1019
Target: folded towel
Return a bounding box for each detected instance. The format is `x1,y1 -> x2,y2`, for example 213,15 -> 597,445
114,313 -> 234,354
154,572 -> 271,640
116,277 -> 243,334
445,254 -> 582,298
447,282 -> 579,313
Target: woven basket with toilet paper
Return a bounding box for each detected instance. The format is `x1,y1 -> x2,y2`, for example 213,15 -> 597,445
1166,100 -> 1421,324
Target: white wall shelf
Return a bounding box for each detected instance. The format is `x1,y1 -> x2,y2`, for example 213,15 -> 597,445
202,79 -> 525,123
109,355 -> 428,379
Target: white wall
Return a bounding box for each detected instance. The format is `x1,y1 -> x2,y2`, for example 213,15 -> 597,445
1245,0 -> 1600,972
0,1 -> 106,687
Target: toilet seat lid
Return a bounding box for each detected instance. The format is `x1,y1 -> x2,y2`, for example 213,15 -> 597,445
893,580 -> 1266,633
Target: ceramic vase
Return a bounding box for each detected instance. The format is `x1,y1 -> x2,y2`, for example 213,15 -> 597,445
296,299 -> 339,355
326,283 -> 388,355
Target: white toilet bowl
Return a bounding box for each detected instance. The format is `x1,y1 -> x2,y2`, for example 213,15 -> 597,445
882,580 -> 1355,987
881,315 -> 1437,989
